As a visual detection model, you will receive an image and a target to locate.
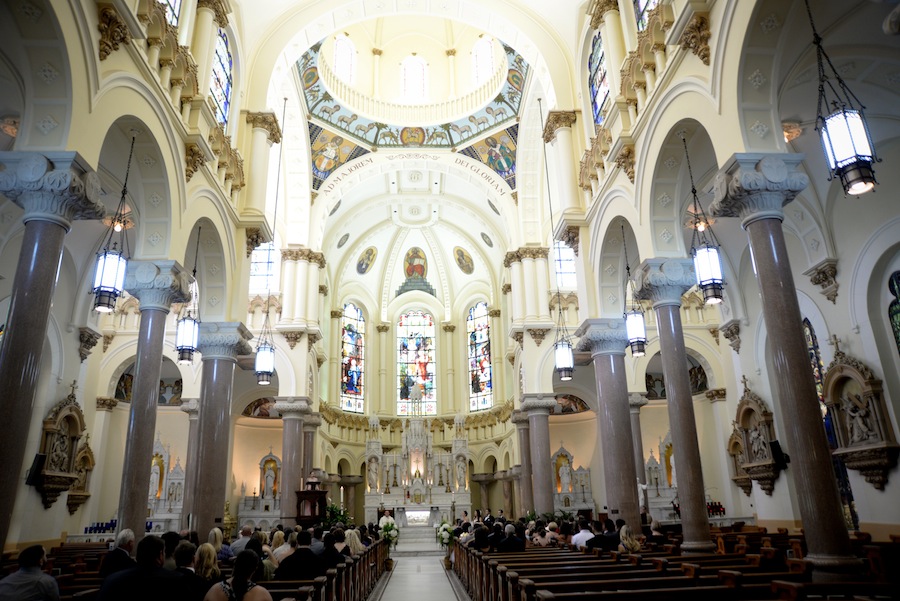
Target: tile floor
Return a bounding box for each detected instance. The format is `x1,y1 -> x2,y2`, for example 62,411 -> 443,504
377,555 -> 461,601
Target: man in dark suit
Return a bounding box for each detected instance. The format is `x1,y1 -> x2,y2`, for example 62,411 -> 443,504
99,528 -> 136,579
274,530 -> 321,580
497,524 -> 525,552
483,508 -> 494,527
97,535 -> 187,601
172,540 -> 208,601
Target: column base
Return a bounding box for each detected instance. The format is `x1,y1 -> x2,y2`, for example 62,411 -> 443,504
805,554 -> 865,582
680,540 -> 717,555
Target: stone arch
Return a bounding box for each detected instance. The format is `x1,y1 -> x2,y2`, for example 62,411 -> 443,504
182,218 -> 229,322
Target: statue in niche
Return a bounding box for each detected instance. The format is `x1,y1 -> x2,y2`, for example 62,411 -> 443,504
149,464 -> 160,498
368,459 -> 379,490
456,459 -> 466,489
48,421 -> 70,472
558,460 -> 572,493
264,466 -> 276,498
843,393 -> 877,444
749,424 -> 769,461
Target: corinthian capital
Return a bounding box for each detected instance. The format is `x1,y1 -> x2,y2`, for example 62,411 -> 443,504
575,318 -> 628,355
124,260 -> 192,311
246,112 -> 283,144
197,321 -> 253,360
0,152 -> 105,228
542,111 -> 577,144
710,153 -> 809,227
633,258 -> 696,307
588,0 -> 620,29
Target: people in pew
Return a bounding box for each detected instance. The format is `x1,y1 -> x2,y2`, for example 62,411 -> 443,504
345,529 -> 367,555
310,527 -> 325,555
497,523 -> 525,552
557,521 -> 574,548
571,519 -> 595,550
273,530 -> 320,581
467,525 -> 492,553
271,531 -> 295,562
193,543 -> 222,594
173,541 -> 209,601
202,549 -> 272,601
318,532 -> 347,571
617,524 -> 642,553
358,525 -> 372,547
99,528 -> 136,578
486,522 -> 505,550
244,538 -> 273,581
0,544 -> 60,601
98,535 -> 188,601
209,528 -> 234,562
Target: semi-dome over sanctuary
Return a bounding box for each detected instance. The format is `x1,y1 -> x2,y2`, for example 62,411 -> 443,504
1,0 -> 900,590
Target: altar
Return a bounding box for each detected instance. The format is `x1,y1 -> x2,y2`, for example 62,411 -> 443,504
363,412 -> 471,525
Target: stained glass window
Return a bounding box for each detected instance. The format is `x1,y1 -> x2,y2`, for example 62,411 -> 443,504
163,0 -> 182,25
889,271 -> 900,358
249,243 -> 275,291
467,302 -> 493,411
554,241 -> 577,290
333,33 -> 356,85
803,318 -> 859,529
472,37 -> 494,86
634,0 -> 660,31
588,30 -> 609,126
340,303 -> 365,413
401,55 -> 428,103
210,29 -> 233,128
397,310 -> 436,416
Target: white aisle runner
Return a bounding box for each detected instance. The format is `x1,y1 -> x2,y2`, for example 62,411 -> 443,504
375,556 -> 461,601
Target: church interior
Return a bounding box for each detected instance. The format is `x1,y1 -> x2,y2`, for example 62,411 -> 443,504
1,0 -> 900,584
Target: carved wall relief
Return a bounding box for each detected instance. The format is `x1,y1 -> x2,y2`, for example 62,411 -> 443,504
734,377 -> 781,495
823,347 -> 899,490
38,390 -> 87,508
727,428 -> 752,497
67,441 -> 95,514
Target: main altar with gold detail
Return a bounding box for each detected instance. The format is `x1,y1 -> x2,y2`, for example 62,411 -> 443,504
364,408 -> 471,526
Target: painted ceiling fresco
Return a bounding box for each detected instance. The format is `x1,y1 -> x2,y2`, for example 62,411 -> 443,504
458,124 -> 518,190
308,122 -> 371,190
297,40 -> 529,150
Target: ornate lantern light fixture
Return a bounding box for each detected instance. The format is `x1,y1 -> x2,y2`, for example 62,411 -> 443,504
92,137 -> 135,312
175,227 -> 202,364
621,223 -> 646,357
683,136 -> 724,304
804,0 -> 879,196
538,99 -> 574,381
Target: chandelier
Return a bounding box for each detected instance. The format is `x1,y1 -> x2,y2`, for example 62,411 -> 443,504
175,227 -> 201,364
621,223 -> 646,357
683,135 -> 724,304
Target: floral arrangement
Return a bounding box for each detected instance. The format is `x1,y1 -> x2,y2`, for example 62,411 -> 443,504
437,522 -> 455,548
381,521 -> 399,549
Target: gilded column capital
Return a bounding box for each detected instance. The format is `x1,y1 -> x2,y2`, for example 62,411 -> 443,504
680,14 -> 711,66
633,258 -> 696,308
705,388 -> 727,403
197,0 -> 228,27
0,152 -> 105,229
124,260 -> 192,312
527,328 -> 550,346
309,251 -> 326,268
446,49 -> 457,57
628,393 -> 648,411
97,4 -> 131,61
78,327 -> 101,363
96,397 -> 118,412
720,319 -> 741,354
710,153 -> 809,228
281,331 -> 303,349
575,318 -> 628,355
442,324 -> 456,333
588,0 -> 620,29
330,310 -> 343,319
376,323 -> 391,333
559,226 -> 579,256
282,249 -> 301,262
319,284 -> 329,296
488,309 -> 501,318
245,111 -> 283,144
502,283 -> 512,294
542,111 -> 577,144
503,251 -> 522,267
804,258 -> 839,304
246,227 -> 266,257
197,321 -> 253,360
615,145 -> 636,183
371,48 -> 383,56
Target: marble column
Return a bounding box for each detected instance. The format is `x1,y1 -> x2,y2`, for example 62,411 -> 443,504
190,322 -> 252,537
302,414 -> 322,481
710,153 -> 860,579
244,112 -> 281,217
576,318 -> 641,530
180,399 -> 200,531
501,477 -> 513,516
634,258 -> 715,553
629,393 -> 650,511
341,475 -> 364,518
117,261 -> 191,541
511,410 -> 534,514
522,394 -> 557,515
275,398 -> 309,526
0,152 -> 104,550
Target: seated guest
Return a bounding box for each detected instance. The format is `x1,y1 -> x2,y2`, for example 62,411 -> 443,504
345,529 -> 366,556
467,526 -> 491,553
358,526 -> 371,547
318,533 -> 346,572
0,544 -> 59,601
230,525 -> 253,555
545,522 -> 560,546
193,544 -> 222,593
162,531 -> 182,570
99,528 -> 136,578
557,521 -> 574,548
457,522 -> 473,545
497,524 -> 525,552
571,519 -> 594,550
486,523 -> 504,550
203,550 -> 272,601
269,531 -> 285,559
173,540 -> 208,601
332,529 -> 350,556
273,531 -> 320,581
272,531 -> 296,562
310,527 -> 325,556
244,539 -> 273,582
647,519 -> 667,546
618,524 -> 642,554
531,521 -> 554,547
98,535 -> 186,601
208,528 -> 233,563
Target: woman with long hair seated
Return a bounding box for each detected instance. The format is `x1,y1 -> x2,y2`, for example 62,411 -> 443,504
208,527 -> 234,562
203,549 -> 272,601
195,542 -> 222,590
345,528 -> 367,556
617,525 -> 642,554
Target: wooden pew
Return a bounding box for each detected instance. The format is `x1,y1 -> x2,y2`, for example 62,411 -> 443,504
771,580 -> 900,600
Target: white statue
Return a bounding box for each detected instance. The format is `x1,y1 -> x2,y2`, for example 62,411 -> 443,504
264,466 -> 276,498
368,459 -> 379,490
149,464 -> 160,498
843,394 -> 877,444
558,461 -> 572,493
669,453 -> 677,488
749,425 -> 769,461
456,459 -> 466,489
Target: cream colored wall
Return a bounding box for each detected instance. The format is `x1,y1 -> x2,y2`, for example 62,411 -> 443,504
231,418 -> 284,504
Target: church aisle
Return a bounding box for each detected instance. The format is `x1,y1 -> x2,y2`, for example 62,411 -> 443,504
375,556 -> 461,601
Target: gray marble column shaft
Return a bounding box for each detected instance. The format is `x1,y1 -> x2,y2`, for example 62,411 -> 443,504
576,319 -> 641,531
512,411 -> 534,514
0,152 -> 104,550
180,400 -> 200,531
190,322 -> 252,537
635,259 -> 714,553
302,414 -> 322,482
275,398 -> 309,526
710,154 -> 858,578
117,261 -> 191,542
523,395 -> 557,515
629,393 -> 649,510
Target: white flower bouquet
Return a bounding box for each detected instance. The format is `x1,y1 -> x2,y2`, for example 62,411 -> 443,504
437,522 -> 455,548
381,521 -> 399,549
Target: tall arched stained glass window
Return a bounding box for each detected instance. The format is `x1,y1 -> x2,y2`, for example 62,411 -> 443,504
472,37 -> 494,86
163,0 -> 182,25
340,303 -> 366,413
633,0 -> 659,31
210,29 -> 233,128
333,33 -> 356,85
588,30 -> 609,127
467,302 -> 493,411
803,318 -> 859,529
397,310 -> 436,416
889,271 -> 900,358
401,55 -> 428,103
